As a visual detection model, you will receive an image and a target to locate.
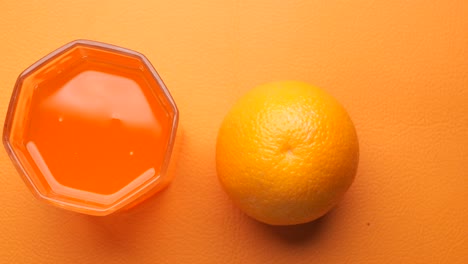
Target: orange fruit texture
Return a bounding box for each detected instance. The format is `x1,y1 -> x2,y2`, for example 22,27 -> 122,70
216,81 -> 359,225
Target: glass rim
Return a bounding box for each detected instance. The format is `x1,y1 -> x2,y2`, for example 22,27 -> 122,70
3,39 -> 179,215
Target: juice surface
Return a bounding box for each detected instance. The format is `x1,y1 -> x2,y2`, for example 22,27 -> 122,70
22,65 -> 171,198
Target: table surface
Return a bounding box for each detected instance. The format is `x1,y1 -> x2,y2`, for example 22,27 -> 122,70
1,1 -> 467,263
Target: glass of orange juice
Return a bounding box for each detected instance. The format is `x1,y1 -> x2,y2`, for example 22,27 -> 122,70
3,40 -> 180,215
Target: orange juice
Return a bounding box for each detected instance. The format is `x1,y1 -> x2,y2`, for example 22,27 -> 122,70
3,40 -> 179,215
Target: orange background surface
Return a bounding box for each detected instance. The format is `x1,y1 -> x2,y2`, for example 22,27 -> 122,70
0,1 -> 467,263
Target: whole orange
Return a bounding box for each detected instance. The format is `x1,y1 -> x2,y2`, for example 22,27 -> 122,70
216,81 -> 359,225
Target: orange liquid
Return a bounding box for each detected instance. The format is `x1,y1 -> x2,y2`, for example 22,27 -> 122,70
23,65 -> 171,199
